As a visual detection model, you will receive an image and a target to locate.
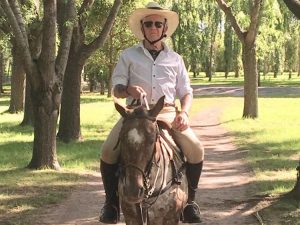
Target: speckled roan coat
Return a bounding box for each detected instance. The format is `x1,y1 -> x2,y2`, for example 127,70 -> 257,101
115,96 -> 188,225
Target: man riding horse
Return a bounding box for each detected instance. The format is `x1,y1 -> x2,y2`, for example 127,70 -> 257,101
99,2 -> 205,224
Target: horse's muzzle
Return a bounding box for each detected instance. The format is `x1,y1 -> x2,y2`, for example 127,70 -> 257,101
120,177 -> 145,204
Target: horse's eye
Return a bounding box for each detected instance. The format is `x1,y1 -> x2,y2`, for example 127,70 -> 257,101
145,126 -> 155,134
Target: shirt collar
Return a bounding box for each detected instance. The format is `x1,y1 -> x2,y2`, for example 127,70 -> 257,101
136,41 -> 169,53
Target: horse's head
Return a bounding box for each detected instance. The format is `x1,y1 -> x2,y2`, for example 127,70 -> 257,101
115,96 -> 165,203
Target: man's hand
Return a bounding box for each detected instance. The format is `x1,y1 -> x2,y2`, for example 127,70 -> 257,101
172,111 -> 189,131
126,85 -> 147,99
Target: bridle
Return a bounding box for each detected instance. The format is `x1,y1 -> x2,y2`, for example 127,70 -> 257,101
119,115 -> 164,199
119,113 -> 167,225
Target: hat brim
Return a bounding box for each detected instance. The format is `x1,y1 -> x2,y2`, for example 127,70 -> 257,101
128,8 -> 179,40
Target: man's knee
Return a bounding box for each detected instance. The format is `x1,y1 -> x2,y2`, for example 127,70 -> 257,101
100,140 -> 120,164
100,119 -> 123,164
184,141 -> 204,163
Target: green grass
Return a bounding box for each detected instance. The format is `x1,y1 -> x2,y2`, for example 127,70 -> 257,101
219,98 -> 300,192
0,93 -> 120,224
190,71 -> 300,87
219,97 -> 300,224
1,78 -> 300,223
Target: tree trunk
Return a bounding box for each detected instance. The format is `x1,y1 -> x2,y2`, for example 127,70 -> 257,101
0,48 -> 4,94
1,0 -> 76,170
242,43 -> 258,118
57,0 -> 121,142
208,42 -> 214,82
287,162 -> 300,203
27,87 -> 60,169
107,64 -> 114,98
298,37 -> 300,77
20,78 -> 34,126
8,41 -> 25,113
57,53 -> 84,142
234,59 -> 240,78
224,18 -> 233,79
257,59 -> 261,87
100,79 -> 105,95
20,21 -> 42,126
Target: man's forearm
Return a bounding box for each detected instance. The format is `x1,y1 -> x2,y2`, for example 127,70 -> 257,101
113,84 -> 130,98
180,94 -> 192,115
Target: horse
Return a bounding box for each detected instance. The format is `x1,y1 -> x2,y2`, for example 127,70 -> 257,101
114,96 -> 188,225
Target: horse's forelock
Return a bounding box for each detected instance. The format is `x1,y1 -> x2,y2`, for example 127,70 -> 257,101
133,106 -> 148,117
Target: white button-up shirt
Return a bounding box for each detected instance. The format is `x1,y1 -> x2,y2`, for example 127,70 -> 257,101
112,42 -> 193,104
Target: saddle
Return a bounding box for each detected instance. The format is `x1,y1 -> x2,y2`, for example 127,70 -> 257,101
156,120 -> 186,186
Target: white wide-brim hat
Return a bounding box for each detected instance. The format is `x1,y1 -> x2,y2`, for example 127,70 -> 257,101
128,2 -> 179,40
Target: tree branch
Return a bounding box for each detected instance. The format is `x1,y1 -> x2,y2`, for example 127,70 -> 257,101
283,0 -> 300,19
40,0 -> 57,84
82,0 -> 122,60
78,0 -> 95,16
247,0 -> 263,44
0,0 -> 39,90
55,0 -> 76,81
215,0 -> 246,43
8,0 -> 29,46
0,8 -> 11,34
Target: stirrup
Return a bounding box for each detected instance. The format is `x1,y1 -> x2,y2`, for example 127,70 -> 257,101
99,203 -> 120,224
181,201 -> 202,223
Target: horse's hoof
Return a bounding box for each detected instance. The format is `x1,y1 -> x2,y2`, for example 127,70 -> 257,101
181,201 -> 202,223
99,203 -> 120,224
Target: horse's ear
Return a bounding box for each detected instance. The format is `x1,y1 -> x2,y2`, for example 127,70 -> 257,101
114,98 -> 128,118
149,96 -> 165,118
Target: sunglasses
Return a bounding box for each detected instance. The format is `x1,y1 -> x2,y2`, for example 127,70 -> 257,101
143,21 -> 164,29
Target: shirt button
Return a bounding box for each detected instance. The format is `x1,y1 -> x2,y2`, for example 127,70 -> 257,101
153,75 -> 156,77
153,87 -> 155,89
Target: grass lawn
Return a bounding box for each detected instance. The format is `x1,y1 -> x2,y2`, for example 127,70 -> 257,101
0,74 -> 300,223
190,71 -> 300,87
191,92 -> 300,223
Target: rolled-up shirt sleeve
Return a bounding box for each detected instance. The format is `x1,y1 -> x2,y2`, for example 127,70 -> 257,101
176,56 -> 193,100
112,51 -> 129,88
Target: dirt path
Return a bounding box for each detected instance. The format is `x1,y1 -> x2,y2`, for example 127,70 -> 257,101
39,98 -> 261,225
190,106 -> 258,225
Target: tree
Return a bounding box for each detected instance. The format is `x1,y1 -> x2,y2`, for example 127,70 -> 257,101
57,0 -> 122,143
0,46 -> 3,94
0,7 -> 9,95
8,38 -> 25,113
0,0 -> 76,169
298,37 -> 300,76
224,17 -> 233,78
216,0 -> 263,118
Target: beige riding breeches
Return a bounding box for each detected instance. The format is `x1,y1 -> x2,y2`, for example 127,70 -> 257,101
100,106 -> 204,164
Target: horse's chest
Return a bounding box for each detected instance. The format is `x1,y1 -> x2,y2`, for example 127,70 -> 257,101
121,185 -> 187,225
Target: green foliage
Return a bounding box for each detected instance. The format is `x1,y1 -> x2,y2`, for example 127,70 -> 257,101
83,1 -> 137,91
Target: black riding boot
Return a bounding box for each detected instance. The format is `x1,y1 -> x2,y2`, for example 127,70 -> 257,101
99,160 -> 120,224
182,161 -> 203,223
